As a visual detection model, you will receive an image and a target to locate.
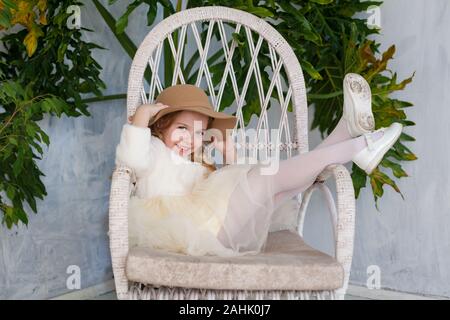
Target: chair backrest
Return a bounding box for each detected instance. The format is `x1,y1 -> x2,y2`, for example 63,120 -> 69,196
126,6 -> 309,159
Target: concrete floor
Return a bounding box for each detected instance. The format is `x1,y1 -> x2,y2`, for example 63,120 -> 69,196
79,280 -> 443,300
89,284 -> 447,300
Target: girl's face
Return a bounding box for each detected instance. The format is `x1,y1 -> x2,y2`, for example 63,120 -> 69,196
161,110 -> 210,157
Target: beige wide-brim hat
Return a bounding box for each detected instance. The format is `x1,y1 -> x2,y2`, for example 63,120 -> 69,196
149,84 -> 237,141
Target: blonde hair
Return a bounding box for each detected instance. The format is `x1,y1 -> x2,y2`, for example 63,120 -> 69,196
149,110 -> 216,174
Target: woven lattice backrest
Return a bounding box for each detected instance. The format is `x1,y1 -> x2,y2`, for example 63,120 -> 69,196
127,6 -> 309,160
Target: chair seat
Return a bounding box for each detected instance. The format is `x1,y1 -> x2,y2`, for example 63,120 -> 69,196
125,230 -> 344,291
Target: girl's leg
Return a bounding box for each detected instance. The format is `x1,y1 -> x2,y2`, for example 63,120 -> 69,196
247,135 -> 368,205
271,118 -> 351,206
270,117 -> 352,207
314,117 -> 353,150
271,118 -> 383,206
217,134 -> 371,250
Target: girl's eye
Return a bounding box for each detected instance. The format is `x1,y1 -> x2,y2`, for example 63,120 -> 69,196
178,126 -> 187,130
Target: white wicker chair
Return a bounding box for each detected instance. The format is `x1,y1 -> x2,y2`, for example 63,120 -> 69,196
108,6 -> 356,300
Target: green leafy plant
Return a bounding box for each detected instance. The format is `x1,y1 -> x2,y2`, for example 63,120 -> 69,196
0,0 -> 48,57
0,0 -> 106,228
0,75 -> 69,228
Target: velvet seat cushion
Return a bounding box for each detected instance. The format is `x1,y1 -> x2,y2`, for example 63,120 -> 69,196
125,230 -> 344,291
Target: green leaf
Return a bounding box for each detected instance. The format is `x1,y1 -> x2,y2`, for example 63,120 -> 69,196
308,90 -> 342,100
301,59 -> 323,80
93,0 -> 154,84
399,132 -> 415,142
309,0 -> 334,4
13,154 -> 24,177
146,2 -> 157,26
380,158 -> 408,178
8,137 -> 18,146
30,140 -> 44,155
241,98 -> 260,125
370,168 -> 404,200
351,164 -> 367,198
0,7 -> 12,28
2,80 -> 20,99
115,0 -> 142,34
6,185 -> 15,200
57,43 -> 68,62
92,0 -> 138,59
39,130 -> 50,146
2,0 -> 18,10
247,7 -> 274,18
159,0 -> 175,10
279,2 -> 321,45
14,207 -> 28,225
5,206 -> 14,218
391,141 -> 417,161
232,32 -> 246,46
392,99 -> 414,108
41,99 -> 52,113
26,193 -> 38,213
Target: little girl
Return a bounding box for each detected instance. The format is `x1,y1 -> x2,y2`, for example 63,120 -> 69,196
115,76 -> 403,257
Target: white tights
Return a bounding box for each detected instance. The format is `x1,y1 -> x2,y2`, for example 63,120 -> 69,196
217,117 -> 383,252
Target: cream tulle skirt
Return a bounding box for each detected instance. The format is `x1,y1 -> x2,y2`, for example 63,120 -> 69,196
128,163 -> 277,257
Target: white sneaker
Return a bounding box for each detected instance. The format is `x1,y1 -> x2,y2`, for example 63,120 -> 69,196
343,73 -> 375,137
352,123 -> 403,175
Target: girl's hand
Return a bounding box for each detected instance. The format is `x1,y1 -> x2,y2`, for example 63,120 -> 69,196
128,103 -> 170,127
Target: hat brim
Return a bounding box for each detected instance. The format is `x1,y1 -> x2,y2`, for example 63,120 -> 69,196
148,105 -> 238,141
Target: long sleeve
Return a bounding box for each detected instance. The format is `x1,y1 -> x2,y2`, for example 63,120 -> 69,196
115,123 -> 156,175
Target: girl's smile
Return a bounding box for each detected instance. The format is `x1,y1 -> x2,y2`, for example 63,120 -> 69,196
160,110 -> 210,157
175,142 -> 191,156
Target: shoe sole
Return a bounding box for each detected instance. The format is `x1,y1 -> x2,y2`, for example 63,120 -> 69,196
365,124 -> 403,175
343,73 -> 374,136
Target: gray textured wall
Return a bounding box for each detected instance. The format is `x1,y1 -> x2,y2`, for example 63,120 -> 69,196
1,0 -> 449,299
305,0 -> 450,298
351,0 -> 449,297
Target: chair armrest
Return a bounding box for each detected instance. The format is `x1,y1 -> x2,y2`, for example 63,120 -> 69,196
297,164 -> 356,299
108,165 -> 134,300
